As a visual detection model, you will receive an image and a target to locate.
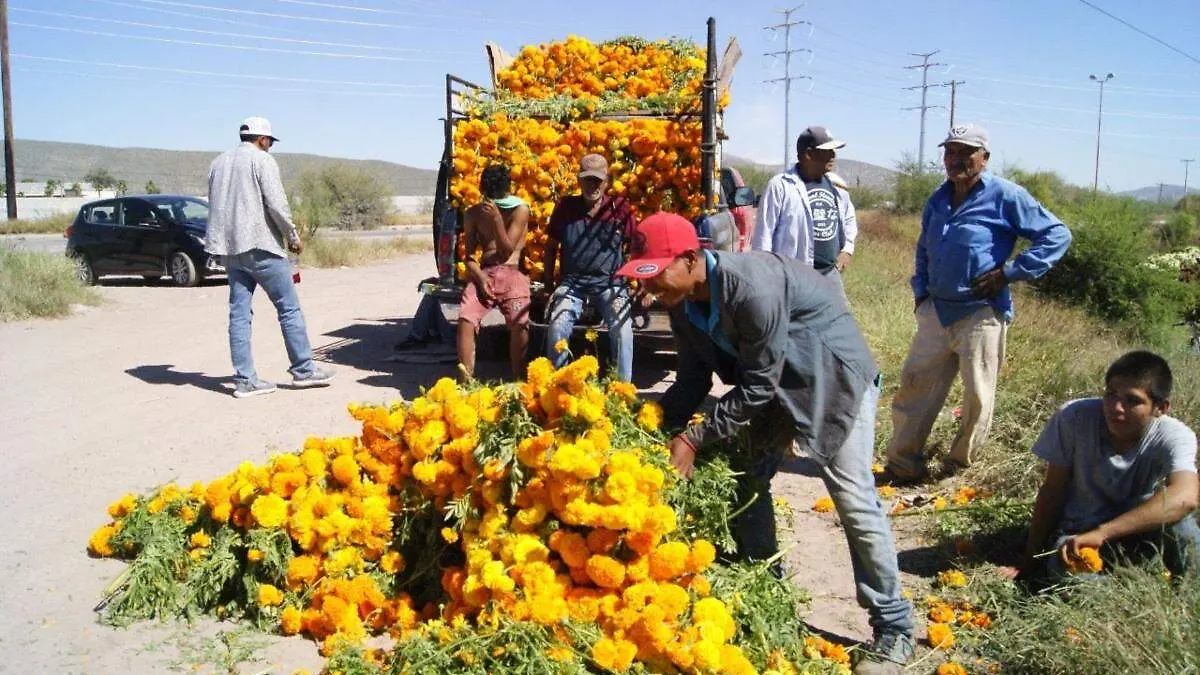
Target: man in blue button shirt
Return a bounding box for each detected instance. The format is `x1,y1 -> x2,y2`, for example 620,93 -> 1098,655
883,124 -> 1072,483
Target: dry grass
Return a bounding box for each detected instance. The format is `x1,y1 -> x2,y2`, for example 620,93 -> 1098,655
0,248 -> 101,321
300,235 -> 431,268
0,212 -> 74,235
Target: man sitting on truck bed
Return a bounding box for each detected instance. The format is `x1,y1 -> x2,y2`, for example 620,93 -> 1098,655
457,164 -> 531,379
543,154 -> 637,382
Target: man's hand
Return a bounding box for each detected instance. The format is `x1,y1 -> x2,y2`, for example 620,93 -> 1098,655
634,287 -> 658,309
470,267 -> 493,302
287,234 -> 304,254
996,553 -> 1037,581
669,435 -> 696,479
971,268 -> 1008,298
1062,529 -> 1107,562
835,251 -> 852,272
477,202 -> 503,232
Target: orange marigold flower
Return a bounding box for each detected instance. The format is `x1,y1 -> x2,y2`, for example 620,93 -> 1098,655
937,570 -> 968,588
585,554 -> 626,589
247,548 -> 264,563
688,539 -> 717,573
250,493 -> 288,529
280,605 -> 303,635
927,622 -> 955,649
812,496 -> 835,513
88,523 -> 119,557
928,603 -> 956,623
648,541 -> 690,581
189,531 -> 212,548
257,583 -> 284,606
1065,546 -> 1104,574
937,663 -> 968,675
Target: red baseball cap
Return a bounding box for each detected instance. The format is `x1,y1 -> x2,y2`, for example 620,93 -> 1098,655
615,212 -> 700,279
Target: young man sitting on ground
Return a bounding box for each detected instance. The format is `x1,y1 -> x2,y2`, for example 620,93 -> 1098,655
1001,351 -> 1200,583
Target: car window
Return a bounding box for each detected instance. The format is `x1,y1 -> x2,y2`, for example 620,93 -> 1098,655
83,201 -> 118,225
720,168 -> 738,203
122,199 -> 160,227
180,200 -> 209,224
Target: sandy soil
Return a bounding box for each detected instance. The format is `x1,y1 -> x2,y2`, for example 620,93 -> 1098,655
0,254 -> 927,674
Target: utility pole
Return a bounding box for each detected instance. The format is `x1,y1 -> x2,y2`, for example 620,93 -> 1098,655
1183,159 -> 1195,196
1,0 -> 16,219
903,50 -> 946,169
946,80 -> 965,130
1089,72 -> 1114,192
1159,183 -> 1165,204
764,7 -> 812,169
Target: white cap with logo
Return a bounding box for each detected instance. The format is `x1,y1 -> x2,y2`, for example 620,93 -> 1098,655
939,123 -> 988,152
240,116 -> 279,142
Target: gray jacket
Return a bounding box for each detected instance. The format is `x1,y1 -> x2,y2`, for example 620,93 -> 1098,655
660,251 -> 877,465
205,142 -> 298,258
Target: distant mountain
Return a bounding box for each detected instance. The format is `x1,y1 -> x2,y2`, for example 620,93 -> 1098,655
2,139 -> 437,196
725,154 -> 898,193
1118,184 -> 1199,204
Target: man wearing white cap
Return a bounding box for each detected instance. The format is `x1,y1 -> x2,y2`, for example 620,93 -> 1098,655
206,116 -> 334,398
882,124 -> 1071,482
752,125 -> 859,298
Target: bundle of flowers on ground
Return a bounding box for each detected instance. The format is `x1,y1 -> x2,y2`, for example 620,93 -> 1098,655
450,34 -> 731,282
89,356 -> 846,674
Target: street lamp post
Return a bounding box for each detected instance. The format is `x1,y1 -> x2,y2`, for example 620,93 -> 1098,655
1089,72 -> 1114,192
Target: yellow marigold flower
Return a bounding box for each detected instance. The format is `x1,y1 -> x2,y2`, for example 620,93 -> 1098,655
1065,546 -> 1103,574
635,401 -> 663,430
250,493 -> 289,529
441,527 -> 460,544
547,646 -> 574,663
877,485 -> 898,498
937,570 -> 968,588
693,640 -> 722,670
380,551 -> 405,574
287,555 -> 321,590
257,583 -> 284,606
585,554 -> 626,589
937,664 -> 967,675
928,603 -> 956,623
247,548 -> 264,563
603,470 -> 638,504
812,496 -> 835,513
554,338 -> 569,354
107,493 -> 137,519
872,462 -> 885,474
189,531 -> 212,548
927,622 -> 955,649
88,523 -> 119,557
688,539 -> 717,573
330,454 -> 360,486
584,328 -> 599,343
649,541 -> 690,581
934,496 -> 949,510
951,486 -> 978,505
607,380 -> 637,403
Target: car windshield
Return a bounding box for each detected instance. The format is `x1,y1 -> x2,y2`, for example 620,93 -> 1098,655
146,197 -> 209,227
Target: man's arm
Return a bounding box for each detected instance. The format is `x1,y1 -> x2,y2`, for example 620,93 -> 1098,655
910,201 -> 932,309
462,208 -> 491,299
1013,464 -> 1072,574
1001,188 -> 1073,284
1067,471 -> 1200,554
256,155 -> 301,248
483,202 -> 529,260
751,177 -> 783,252
683,288 -> 787,448
543,201 -> 565,285
837,187 -> 857,270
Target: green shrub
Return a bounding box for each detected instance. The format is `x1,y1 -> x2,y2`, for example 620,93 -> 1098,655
289,164 -> 393,237
0,248 -> 101,321
1035,197 -> 1198,340
848,184 -> 886,210
1158,211 -> 1197,251
890,155 -> 942,215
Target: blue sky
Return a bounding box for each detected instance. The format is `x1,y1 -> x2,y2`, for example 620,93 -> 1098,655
8,0 -> 1200,193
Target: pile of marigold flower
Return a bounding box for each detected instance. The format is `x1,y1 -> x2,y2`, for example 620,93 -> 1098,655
451,34 -> 731,282
89,356 -> 848,675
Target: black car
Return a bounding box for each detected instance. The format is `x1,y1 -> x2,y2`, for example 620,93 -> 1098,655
65,195 -> 223,286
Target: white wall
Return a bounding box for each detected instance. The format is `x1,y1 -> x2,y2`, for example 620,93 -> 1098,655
14,193 -> 431,220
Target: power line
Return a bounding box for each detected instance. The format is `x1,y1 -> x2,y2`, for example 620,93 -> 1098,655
12,53 -> 435,88
84,0 -> 315,38
11,22 -> 456,62
15,66 -> 435,97
125,0 -> 481,32
1077,0 -> 1200,66
957,92 -> 1200,121
10,7 -> 474,55
903,50 -> 946,167
271,0 -> 550,27
764,6 -> 812,169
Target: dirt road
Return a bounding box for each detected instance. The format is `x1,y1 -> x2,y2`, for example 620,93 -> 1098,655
0,254 -> 920,674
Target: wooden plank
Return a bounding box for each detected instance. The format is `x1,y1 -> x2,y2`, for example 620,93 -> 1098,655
485,42 -> 514,90
717,37 -> 741,99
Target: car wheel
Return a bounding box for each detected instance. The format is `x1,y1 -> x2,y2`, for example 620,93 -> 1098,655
73,255 -> 96,286
169,251 -> 200,287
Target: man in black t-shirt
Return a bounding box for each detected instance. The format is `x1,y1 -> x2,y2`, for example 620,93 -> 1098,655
543,154 -> 637,381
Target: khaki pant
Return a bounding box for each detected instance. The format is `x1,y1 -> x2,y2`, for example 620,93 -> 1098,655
885,301 -> 1007,478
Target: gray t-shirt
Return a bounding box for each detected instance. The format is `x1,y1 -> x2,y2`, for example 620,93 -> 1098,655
1033,398 -> 1197,534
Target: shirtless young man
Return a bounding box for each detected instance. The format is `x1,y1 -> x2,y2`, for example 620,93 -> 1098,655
457,164 -> 532,379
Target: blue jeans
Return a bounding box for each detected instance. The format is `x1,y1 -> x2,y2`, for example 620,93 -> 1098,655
405,293 -> 453,342
225,249 -> 317,385
545,282 -> 633,382
733,384 -> 914,637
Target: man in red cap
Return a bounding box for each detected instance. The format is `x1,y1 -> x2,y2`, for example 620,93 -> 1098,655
617,212 -> 913,675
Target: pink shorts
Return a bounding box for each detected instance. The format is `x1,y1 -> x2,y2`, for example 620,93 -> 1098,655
459,264 -> 531,328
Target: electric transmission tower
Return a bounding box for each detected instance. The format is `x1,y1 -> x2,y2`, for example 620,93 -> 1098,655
764,7 -> 812,168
